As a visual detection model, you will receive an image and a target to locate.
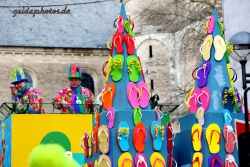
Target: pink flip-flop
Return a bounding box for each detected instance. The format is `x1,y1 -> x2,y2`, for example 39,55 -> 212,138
106,107 -> 115,128
138,81 -> 151,108
117,16 -> 124,33
188,88 -> 201,113
207,16 -> 215,34
135,153 -> 148,167
197,87 -> 210,112
127,82 -> 140,108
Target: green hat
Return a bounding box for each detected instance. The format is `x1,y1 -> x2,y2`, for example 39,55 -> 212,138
11,67 -> 28,84
67,64 -> 82,80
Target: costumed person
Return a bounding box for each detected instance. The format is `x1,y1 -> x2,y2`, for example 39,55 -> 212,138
52,64 -> 96,114
10,67 -> 44,114
28,144 -> 80,167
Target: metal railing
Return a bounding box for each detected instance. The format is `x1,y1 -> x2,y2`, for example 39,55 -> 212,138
0,102 -> 102,123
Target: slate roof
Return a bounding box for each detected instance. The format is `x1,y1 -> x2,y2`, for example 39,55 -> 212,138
0,0 -> 121,48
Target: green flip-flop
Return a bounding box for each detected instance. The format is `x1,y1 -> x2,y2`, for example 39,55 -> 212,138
133,106 -> 142,125
127,55 -> 141,82
110,54 -> 124,81
123,19 -> 135,37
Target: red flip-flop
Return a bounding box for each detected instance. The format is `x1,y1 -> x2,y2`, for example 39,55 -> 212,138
113,33 -> 124,54
124,34 -> 135,55
133,122 -> 148,152
166,122 -> 174,153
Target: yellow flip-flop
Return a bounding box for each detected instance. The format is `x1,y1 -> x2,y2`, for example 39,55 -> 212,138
98,154 -> 112,167
192,152 -> 203,167
206,123 -> 221,154
118,152 -> 133,167
88,132 -> 92,157
201,34 -> 213,61
214,35 -> 226,61
191,123 -> 202,151
105,56 -> 112,83
150,152 -> 166,167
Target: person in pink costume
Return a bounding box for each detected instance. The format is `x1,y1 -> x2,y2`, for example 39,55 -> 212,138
52,64 -> 96,114
11,67 -> 44,114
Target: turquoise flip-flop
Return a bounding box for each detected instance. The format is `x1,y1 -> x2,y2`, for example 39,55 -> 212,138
150,121 -> 164,151
117,121 -> 130,152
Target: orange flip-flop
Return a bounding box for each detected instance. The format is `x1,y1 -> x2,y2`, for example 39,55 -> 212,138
133,122 -> 148,152
102,82 -> 116,110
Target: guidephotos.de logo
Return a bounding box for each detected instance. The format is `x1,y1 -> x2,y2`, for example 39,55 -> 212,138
12,6 -> 70,17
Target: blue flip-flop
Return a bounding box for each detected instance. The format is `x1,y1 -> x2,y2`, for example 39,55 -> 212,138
223,109 -> 232,125
117,121 -> 130,152
150,121 -> 164,151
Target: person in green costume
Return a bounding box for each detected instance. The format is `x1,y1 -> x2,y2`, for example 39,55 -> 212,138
52,64 -> 96,114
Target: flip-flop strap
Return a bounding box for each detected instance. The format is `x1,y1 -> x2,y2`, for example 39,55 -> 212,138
168,126 -> 176,140
91,131 -> 96,144
122,158 -> 134,167
171,157 -> 178,167
136,155 -> 148,167
98,157 -> 111,167
102,61 -> 109,77
199,40 -> 211,56
224,112 -> 232,123
197,90 -> 209,104
113,35 -> 122,48
191,128 -> 199,141
153,158 -> 165,167
195,108 -> 204,119
134,107 -> 142,119
195,63 -> 207,80
106,36 -> 112,49
102,89 -> 113,102
187,93 -> 197,107
113,15 -> 118,28
98,128 -> 109,141
155,106 -> 163,120
230,68 -> 237,82
140,86 -> 152,101
130,86 -> 141,101
184,88 -> 194,105
210,129 -> 221,145
192,157 -> 200,167
212,157 -> 223,167
127,36 -> 135,47
192,67 -> 198,80
106,109 -> 114,120
135,128 -> 148,143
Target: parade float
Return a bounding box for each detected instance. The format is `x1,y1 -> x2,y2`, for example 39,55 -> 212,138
0,4 -> 246,167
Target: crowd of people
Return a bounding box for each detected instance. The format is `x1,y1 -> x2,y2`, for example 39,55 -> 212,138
9,64 -> 97,114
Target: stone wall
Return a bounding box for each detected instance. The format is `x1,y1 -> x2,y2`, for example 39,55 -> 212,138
0,47 -> 109,113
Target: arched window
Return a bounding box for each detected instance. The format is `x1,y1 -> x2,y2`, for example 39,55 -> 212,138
24,72 -> 33,87
81,73 -> 95,94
